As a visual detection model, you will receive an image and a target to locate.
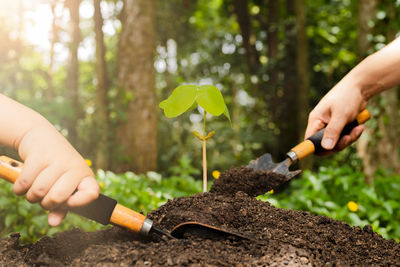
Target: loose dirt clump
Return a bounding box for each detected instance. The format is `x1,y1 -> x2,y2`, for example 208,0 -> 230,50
1,168 -> 399,266
210,167 -> 288,197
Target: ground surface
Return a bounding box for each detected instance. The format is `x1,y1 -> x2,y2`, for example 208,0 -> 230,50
1,167 -> 399,266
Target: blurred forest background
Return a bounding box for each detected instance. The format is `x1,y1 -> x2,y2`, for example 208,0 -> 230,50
1,0 -> 400,242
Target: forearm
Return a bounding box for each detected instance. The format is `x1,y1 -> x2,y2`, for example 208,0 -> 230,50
0,94 -> 55,153
344,37 -> 400,100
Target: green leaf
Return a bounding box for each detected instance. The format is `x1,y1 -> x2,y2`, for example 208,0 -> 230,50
223,106 -> 231,124
159,85 -> 197,117
196,85 -> 225,116
5,214 -> 17,228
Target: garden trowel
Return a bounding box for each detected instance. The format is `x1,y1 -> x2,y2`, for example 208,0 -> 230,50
248,109 -> 371,184
0,156 -> 174,239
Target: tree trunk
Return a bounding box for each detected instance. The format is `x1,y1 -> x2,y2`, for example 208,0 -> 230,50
272,0 -> 298,159
357,1 -> 400,183
265,0 -> 279,92
115,0 -> 158,173
295,0 -> 311,169
232,0 -> 260,75
93,0 -> 110,170
47,0 -> 58,100
65,0 -> 81,146
357,0 -> 376,58
378,4 -> 400,174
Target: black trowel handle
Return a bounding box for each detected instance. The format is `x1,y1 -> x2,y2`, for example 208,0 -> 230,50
288,109 -> 371,161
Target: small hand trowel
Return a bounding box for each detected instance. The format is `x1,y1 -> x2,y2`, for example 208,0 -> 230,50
248,109 -> 371,183
0,156 -> 173,239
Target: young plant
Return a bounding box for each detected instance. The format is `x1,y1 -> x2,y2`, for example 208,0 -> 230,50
159,85 -> 230,192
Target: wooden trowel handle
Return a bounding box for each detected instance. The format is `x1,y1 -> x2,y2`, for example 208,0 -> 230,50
289,109 -> 371,161
0,156 -> 152,235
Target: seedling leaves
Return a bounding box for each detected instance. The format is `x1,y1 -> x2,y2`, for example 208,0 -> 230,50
159,85 -> 197,117
160,84 -> 230,122
196,85 -> 225,116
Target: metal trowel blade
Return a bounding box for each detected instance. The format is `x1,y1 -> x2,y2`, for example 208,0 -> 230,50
247,153 -> 302,180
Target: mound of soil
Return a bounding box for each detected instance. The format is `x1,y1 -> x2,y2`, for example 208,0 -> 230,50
1,167 -> 399,266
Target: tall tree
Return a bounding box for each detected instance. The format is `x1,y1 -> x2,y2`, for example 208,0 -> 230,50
265,0 -> 279,91
295,0 -> 311,168
378,2 -> 400,173
93,0 -> 110,169
357,0 -> 400,183
274,0 -> 298,158
232,0 -> 260,75
115,0 -> 158,172
47,0 -> 59,100
65,0 -> 81,146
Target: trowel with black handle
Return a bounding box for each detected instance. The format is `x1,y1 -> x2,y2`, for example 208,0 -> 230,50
248,109 -> 371,185
0,156 -> 174,239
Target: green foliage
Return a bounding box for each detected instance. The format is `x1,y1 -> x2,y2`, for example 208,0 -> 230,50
159,84 -> 230,121
259,165 -> 400,241
0,156 -> 202,244
97,155 -> 202,212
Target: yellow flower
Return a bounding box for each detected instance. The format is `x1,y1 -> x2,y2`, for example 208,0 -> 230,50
347,201 -> 358,212
269,189 -> 274,194
212,170 -> 220,179
85,159 -> 92,167
99,181 -> 105,189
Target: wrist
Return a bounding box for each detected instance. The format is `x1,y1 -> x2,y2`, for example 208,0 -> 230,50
341,67 -> 374,104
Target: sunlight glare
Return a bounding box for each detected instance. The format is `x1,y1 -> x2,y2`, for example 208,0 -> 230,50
24,4 -> 52,49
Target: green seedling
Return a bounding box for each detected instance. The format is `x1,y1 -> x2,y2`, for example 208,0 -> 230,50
159,85 -> 230,192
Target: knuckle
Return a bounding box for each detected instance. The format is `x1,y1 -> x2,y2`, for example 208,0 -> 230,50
43,194 -> 65,209
308,111 -> 316,121
26,195 -> 37,204
325,127 -> 339,137
14,178 -> 31,193
83,186 -> 100,203
89,186 -> 100,199
26,187 -> 47,202
93,189 -> 100,199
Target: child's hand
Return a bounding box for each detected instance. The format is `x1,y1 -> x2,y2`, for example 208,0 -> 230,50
13,126 -> 99,226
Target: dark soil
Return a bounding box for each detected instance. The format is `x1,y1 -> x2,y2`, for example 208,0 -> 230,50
210,167 -> 288,197
1,167 -> 399,266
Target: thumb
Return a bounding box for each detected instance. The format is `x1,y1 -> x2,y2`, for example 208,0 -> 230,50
322,113 -> 347,150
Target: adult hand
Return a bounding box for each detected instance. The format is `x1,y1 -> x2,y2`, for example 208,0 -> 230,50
305,81 -> 368,154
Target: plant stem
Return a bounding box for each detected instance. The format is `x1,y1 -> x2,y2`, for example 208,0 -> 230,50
203,111 -> 207,192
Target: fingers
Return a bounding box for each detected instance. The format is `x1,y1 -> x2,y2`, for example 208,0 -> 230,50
25,165 -> 62,203
305,117 -> 326,139
44,176 -> 98,226
13,157 -> 45,196
334,125 -> 364,151
48,209 -> 67,227
321,112 -> 348,150
14,156 -> 99,227
318,124 -> 365,156
40,169 -> 86,210
67,176 -> 99,208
